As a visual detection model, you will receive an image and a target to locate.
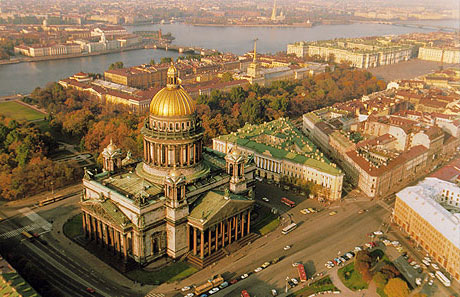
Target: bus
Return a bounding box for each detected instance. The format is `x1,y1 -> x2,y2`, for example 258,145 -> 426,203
282,223 -> 297,235
21,231 -> 34,241
435,271 -> 451,287
241,290 -> 250,297
195,274 -> 224,295
297,263 -> 307,282
281,197 -> 295,208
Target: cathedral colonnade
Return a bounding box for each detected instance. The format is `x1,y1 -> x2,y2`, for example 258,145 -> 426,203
187,210 -> 251,259
143,139 -> 203,168
81,211 -> 131,262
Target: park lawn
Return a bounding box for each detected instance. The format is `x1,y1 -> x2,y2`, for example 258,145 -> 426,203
63,213 -> 83,239
252,209 -> 280,235
292,276 -> 339,296
0,101 -> 45,121
126,262 -> 198,285
338,262 -> 369,291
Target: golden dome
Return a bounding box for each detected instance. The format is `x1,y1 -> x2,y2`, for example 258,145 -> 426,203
149,64 -> 196,117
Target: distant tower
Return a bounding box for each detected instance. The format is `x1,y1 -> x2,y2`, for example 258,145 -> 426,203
247,39 -> 260,78
158,28 -> 162,40
271,0 -> 277,21
100,32 -> 106,43
164,169 -> 189,259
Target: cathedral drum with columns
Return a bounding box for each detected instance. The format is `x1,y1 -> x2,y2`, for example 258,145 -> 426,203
80,64 -> 257,268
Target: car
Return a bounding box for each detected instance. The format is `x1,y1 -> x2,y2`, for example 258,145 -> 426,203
262,197 -> 269,202
391,241 -> 400,247
382,239 -> 391,246
422,259 -> 431,266
329,211 -> 337,216
182,286 -> 191,292
354,246 -> 362,252
301,208 -> 310,214
86,288 -> 95,294
292,262 -> 301,267
346,252 -> 355,258
373,230 -> 383,235
415,278 -> 422,286
284,245 -> 291,250
326,263 -> 334,269
307,207 -> 316,213
230,279 -> 238,285
428,279 -> 434,286
365,243 -> 372,249
431,263 -> 439,270
185,294 -> 195,297
287,280 -> 295,288
413,264 -> 420,270
254,267 -> 263,273
429,272 -> 435,278
358,209 -> 368,214
200,294 -> 207,297
334,258 -> 341,264
261,262 -> 271,269
339,257 -> 346,263
240,273 -> 249,279
219,282 -> 228,289
291,278 -> 299,285
208,288 -> 219,295
396,247 -> 404,253
271,289 -> 278,296
410,261 -> 417,266
424,256 -> 431,262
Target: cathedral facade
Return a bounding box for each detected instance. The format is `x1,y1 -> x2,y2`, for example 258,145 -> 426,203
80,65 -> 256,267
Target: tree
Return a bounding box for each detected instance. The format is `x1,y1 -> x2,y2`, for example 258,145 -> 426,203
160,57 -> 172,64
355,250 -> 372,282
149,58 -> 155,65
108,61 -> 124,70
221,72 -> 233,82
384,278 -> 410,297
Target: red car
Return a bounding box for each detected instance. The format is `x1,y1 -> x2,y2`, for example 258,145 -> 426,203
230,279 -> 238,285
86,288 -> 95,294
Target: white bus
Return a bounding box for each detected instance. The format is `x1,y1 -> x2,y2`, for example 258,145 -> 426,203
282,223 -> 297,235
435,271 -> 451,287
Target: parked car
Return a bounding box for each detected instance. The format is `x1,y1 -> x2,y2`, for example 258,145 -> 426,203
287,280 -> 295,288
373,230 -> 383,235
291,278 -> 299,285
391,241 -> 400,247
307,208 -> 316,213
354,246 -> 362,252
292,262 -> 301,267
262,197 -> 269,202
219,282 -> 228,289
415,278 -> 422,286
182,286 -> 191,292
329,211 -> 337,216
254,267 -> 263,273
208,287 -> 219,295
261,262 -> 271,269
431,263 -> 439,270
271,289 -> 278,296
230,279 -> 238,285
428,279 -> 434,286
300,208 -> 310,214
240,273 -> 249,279
284,245 -> 291,250
86,288 -> 95,294
422,259 -> 431,266
185,293 -> 195,297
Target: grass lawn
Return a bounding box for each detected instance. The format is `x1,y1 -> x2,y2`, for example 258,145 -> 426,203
338,262 -> 369,291
292,276 -> 339,296
0,101 -> 45,121
252,209 -> 280,235
126,262 -> 198,285
63,213 -> 83,239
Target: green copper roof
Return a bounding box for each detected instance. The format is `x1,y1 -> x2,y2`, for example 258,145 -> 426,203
215,118 -> 341,175
0,261 -> 41,297
188,191 -> 253,229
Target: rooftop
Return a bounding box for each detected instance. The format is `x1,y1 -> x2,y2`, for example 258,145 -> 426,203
215,118 -> 341,176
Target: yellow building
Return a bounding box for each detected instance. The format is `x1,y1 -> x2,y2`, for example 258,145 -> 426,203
393,177 -> 460,281
104,64 -> 169,89
418,47 -> 460,64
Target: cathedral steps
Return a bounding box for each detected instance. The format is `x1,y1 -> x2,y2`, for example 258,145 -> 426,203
186,233 -> 260,269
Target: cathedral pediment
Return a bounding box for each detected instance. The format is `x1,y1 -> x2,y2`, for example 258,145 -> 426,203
188,191 -> 254,229
81,199 -> 132,229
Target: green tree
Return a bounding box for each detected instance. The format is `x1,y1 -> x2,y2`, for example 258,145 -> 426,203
108,61 -> 124,70
160,57 -> 172,64
221,72 -> 233,82
384,278 -> 410,297
149,58 -> 155,65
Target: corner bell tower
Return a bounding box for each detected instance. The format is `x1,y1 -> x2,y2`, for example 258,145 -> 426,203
164,169 -> 189,258
225,147 -> 247,194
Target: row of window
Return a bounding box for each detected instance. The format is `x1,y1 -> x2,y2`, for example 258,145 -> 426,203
151,119 -> 196,132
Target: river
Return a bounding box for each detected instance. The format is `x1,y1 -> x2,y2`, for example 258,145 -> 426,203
0,20 -> 458,96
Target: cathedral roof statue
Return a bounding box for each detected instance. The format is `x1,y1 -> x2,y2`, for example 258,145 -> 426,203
102,138 -> 122,158
149,63 -> 196,117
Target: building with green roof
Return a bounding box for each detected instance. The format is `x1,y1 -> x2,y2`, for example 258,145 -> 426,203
213,117 -> 344,200
0,257 -> 40,297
